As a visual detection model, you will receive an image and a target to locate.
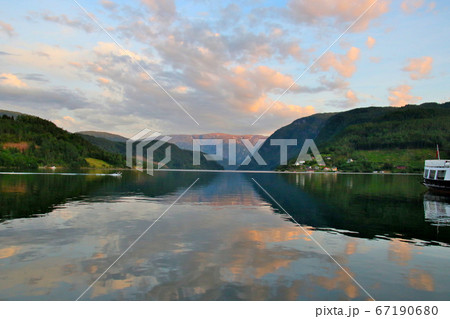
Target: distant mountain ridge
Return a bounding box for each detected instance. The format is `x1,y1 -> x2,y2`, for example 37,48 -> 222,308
77,131 -> 127,143
79,131 -> 267,169
167,133 -> 267,169
76,132 -> 223,170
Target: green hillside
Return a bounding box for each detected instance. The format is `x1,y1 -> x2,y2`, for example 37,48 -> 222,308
240,102 -> 450,172
0,113 -> 124,168
320,103 -> 450,150
315,102 -> 450,172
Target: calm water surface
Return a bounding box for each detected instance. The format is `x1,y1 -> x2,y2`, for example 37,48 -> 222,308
0,170 -> 449,300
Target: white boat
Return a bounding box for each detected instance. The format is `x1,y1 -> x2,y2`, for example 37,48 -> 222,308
423,159 -> 450,194
110,172 -> 122,177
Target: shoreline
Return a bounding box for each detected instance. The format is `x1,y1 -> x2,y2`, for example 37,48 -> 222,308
0,167 -> 423,176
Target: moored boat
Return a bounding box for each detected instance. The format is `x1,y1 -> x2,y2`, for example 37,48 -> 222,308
423,160 -> 450,195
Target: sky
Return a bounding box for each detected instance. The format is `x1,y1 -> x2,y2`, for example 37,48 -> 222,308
0,0 -> 449,137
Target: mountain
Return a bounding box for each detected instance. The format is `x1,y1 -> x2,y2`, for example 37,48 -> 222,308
167,133 -> 267,169
242,101 -> 450,172
76,132 -> 223,170
319,102 -> 450,149
0,110 -> 24,119
240,113 -> 334,170
76,134 -> 127,155
0,111 -> 222,170
0,112 -> 124,169
79,131 -> 267,170
314,102 -> 450,172
77,131 -> 127,143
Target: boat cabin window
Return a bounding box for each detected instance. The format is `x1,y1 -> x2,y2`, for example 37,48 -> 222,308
429,170 -> 436,179
437,170 -> 446,180
424,169 -> 429,178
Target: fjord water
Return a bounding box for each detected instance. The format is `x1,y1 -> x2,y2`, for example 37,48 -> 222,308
0,171 -> 449,300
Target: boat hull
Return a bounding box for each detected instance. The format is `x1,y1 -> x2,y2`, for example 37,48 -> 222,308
423,178 -> 450,195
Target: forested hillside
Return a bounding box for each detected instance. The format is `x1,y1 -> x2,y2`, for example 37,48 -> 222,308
320,103 -> 450,150
0,113 -> 124,168
315,102 -> 450,172
240,102 -> 450,172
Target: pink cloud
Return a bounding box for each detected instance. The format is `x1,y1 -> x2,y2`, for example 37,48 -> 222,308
172,86 -> 189,94
68,61 -> 83,68
317,47 -> 360,78
285,43 -> 305,62
401,0 -> 425,14
346,89 -> 360,105
218,65 -> 318,118
0,21 -> 15,37
253,66 -> 296,88
388,85 -> 422,107
0,73 -> 27,88
97,77 -> 111,85
229,65 -> 298,95
141,0 -> 176,21
287,0 -> 390,32
247,94 -> 315,117
402,56 -> 433,80
53,116 -> 77,130
427,2 -> 436,11
100,0 -> 118,10
366,36 -> 376,49
272,103 -> 315,118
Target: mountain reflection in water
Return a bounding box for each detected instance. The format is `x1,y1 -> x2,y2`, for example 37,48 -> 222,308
0,170 -> 449,300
